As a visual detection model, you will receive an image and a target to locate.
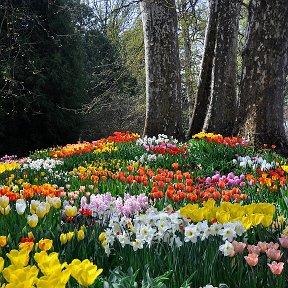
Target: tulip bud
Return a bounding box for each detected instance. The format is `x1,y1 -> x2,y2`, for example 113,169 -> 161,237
0,196 -> 9,209
16,199 -> 27,215
38,239 -> 53,251
77,229 -> 85,241
27,214 -> 39,228
0,236 -> 7,247
36,203 -> 47,218
60,233 -> 68,245
65,205 -> 77,217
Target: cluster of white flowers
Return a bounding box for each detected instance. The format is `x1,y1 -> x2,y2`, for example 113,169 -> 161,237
100,207 -> 246,255
136,134 -> 178,146
135,153 -> 164,164
22,158 -> 64,172
43,170 -> 75,183
232,155 -> 275,171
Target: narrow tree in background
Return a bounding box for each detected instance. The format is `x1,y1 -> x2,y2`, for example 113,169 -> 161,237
186,0 -> 218,138
235,0 -> 288,150
203,0 -> 240,134
141,0 -> 183,138
187,0 -> 240,138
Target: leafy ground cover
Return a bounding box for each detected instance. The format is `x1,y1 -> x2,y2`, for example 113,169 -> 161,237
0,131 -> 288,287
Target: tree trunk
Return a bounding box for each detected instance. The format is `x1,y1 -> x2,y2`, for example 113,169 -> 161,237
235,0 -> 288,151
186,0 -> 218,138
204,0 -> 240,135
179,0 -> 195,127
141,0 -> 183,139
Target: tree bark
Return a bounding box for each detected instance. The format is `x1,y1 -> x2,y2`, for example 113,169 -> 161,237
204,0 -> 240,135
235,0 -> 288,151
186,0 -> 218,138
141,0 -> 183,139
179,0 -> 195,127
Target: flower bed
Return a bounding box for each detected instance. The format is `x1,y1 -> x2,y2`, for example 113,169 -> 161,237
0,131 -> 287,287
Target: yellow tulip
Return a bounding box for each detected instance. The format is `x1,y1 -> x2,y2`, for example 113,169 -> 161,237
0,236 -> 7,247
19,242 -> 34,252
77,230 -> 85,241
34,251 -> 64,276
0,257 -> 4,273
30,200 -> 40,212
250,213 -> 264,226
0,196 -> 9,208
65,205 -> 77,217
6,249 -> 30,267
60,234 -> 67,245
67,232 -> 74,242
27,214 -> 38,228
179,203 -> 199,218
240,216 -> 252,230
2,265 -> 38,285
261,215 -> 274,227
37,269 -> 71,288
0,205 -> 11,215
98,232 -> 107,244
216,211 -> 230,224
36,203 -> 47,218
38,239 -> 53,251
68,259 -> 103,286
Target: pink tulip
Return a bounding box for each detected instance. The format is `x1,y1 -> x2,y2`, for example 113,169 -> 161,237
86,192 -> 91,197
60,191 -> 67,197
66,184 -> 71,190
267,242 -> 279,250
232,241 -> 246,254
244,253 -> 259,266
279,235 -> 288,249
267,261 -> 284,275
79,186 -> 85,192
266,248 -> 283,261
257,241 -> 268,253
247,244 -> 261,255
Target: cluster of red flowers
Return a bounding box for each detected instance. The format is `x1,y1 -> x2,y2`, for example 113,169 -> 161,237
51,131 -> 139,158
108,165 -> 247,204
96,131 -> 140,143
151,144 -> 188,156
0,183 -> 61,200
0,186 -> 20,201
205,135 -> 248,147
246,168 -> 286,190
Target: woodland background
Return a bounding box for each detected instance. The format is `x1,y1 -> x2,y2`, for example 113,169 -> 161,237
0,0 -> 287,157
